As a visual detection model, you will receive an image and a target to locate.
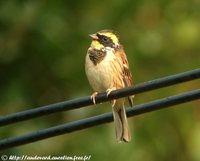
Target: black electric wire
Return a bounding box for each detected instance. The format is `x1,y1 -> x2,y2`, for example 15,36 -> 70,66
0,89 -> 199,151
0,68 -> 200,127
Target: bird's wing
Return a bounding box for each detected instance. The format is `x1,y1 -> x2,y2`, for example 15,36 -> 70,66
116,46 -> 134,107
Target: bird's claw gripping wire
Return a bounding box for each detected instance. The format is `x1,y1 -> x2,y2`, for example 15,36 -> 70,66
91,92 -> 98,104
106,88 -> 117,107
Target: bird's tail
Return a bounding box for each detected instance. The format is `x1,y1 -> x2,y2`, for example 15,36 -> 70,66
112,102 -> 131,143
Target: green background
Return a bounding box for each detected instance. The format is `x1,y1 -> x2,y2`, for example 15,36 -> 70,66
0,0 -> 200,160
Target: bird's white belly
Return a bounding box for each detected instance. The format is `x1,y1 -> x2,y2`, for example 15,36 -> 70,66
85,51 -> 118,93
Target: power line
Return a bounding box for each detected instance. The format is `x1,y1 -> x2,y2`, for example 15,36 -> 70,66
0,68 -> 200,127
0,89 -> 199,151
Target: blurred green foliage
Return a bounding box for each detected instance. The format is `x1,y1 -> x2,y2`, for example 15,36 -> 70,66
0,0 -> 200,160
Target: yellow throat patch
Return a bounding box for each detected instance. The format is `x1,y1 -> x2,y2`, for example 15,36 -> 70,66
91,40 -> 104,50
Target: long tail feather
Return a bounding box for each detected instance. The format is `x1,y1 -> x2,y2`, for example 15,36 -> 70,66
112,104 -> 131,143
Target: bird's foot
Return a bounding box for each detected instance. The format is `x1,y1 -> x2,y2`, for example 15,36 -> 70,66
90,92 -> 98,104
106,88 -> 117,107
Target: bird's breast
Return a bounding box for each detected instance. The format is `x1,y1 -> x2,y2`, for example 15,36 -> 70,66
85,49 -> 119,92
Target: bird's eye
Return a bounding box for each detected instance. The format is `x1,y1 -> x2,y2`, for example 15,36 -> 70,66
102,36 -> 109,42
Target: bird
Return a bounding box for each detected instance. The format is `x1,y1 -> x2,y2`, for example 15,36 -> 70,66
85,29 -> 133,143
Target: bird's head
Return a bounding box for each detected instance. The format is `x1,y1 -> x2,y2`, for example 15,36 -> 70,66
89,29 -> 120,50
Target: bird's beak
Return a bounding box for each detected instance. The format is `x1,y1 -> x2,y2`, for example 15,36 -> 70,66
89,33 -> 98,40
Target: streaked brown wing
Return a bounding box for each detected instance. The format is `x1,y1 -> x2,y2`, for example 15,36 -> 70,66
116,46 -> 134,107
